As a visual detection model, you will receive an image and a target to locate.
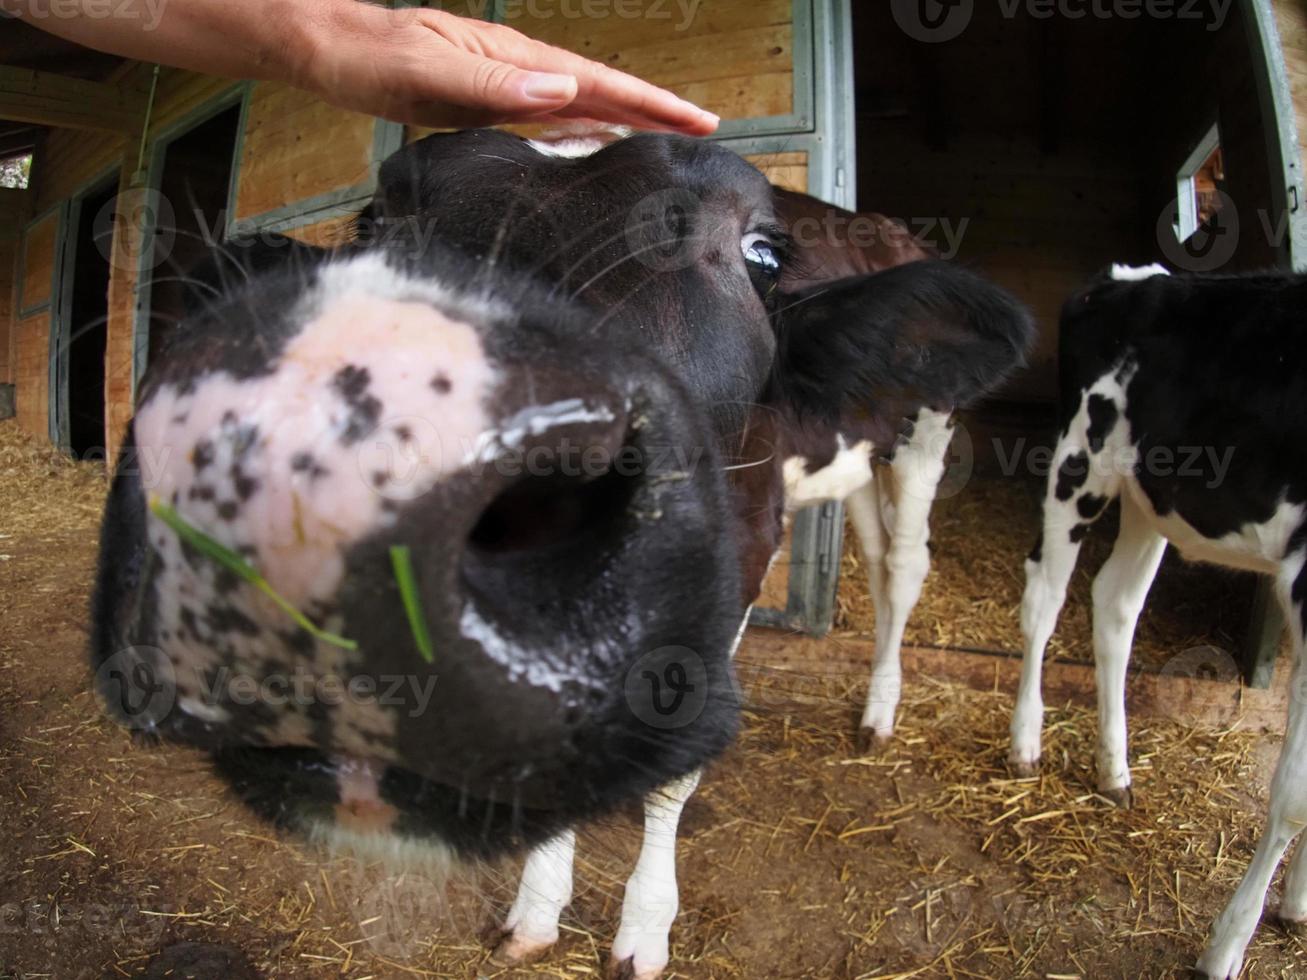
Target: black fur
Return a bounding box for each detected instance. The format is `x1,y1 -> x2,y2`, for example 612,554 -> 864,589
769,260 -> 1035,425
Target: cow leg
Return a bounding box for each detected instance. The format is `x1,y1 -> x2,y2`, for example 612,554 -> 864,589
845,479 -> 892,748
1011,402 -> 1121,775
853,412 -> 949,750
1199,556 -> 1307,977
1088,493 -> 1166,804
610,769 -> 702,980
493,829 -> 576,963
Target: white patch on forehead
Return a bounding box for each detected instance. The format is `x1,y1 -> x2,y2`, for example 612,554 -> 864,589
1110,263 -> 1170,281
783,437 -> 875,510
526,125 -> 632,159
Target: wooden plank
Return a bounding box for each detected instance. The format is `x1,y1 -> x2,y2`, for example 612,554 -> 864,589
13,311 -> 50,440
20,211 -> 59,312
1272,0 -> 1307,176
283,215 -> 357,248
233,82 -> 376,222
506,3 -> 794,122
745,150 -> 807,193
0,67 -> 145,133
33,128 -> 126,213
0,236 -> 14,385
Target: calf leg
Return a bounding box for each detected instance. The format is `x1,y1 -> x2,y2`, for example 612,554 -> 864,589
493,829 -> 576,963
1011,404 -> 1121,774
852,411 -> 949,749
1198,559 -> 1307,977
1010,497 -> 1085,775
610,769 -> 702,980
845,480 -> 893,746
1087,493 -> 1166,804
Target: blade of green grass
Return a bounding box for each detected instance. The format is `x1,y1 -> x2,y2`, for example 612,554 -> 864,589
149,498 -> 358,651
389,545 -> 435,664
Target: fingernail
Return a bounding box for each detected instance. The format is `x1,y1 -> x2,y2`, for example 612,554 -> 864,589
522,73 -> 578,103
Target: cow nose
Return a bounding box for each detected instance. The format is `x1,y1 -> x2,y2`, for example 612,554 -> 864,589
126,285 -> 738,812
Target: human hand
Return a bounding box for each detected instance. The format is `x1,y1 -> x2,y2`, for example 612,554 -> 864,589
294,2 -> 720,134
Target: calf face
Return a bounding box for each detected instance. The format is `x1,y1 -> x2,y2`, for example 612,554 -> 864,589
92,130 -> 1030,861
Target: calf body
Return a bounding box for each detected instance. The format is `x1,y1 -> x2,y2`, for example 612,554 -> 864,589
1012,264 -> 1307,977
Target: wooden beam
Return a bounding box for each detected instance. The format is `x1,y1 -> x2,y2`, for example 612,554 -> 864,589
0,66 -> 145,133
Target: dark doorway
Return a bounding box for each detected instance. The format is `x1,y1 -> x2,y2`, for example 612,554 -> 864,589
66,179 -> 115,460
147,103 -> 242,363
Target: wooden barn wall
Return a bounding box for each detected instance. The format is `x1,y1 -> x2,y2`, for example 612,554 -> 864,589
1139,4 -> 1278,270
0,238 -> 15,386
232,82 -> 378,224
409,0 -> 796,144
13,312 -> 50,439
504,0 -> 794,123
32,128 -> 124,215
103,178 -> 148,459
1273,0 -> 1307,197
13,208 -> 59,438
0,189 -> 28,387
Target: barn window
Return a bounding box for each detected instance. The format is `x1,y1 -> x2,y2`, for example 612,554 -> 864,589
1174,124 -> 1224,242
0,152 -> 31,189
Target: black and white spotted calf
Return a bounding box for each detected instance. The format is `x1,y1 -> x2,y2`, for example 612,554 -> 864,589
91,129 -> 1031,979
1012,263 -> 1307,978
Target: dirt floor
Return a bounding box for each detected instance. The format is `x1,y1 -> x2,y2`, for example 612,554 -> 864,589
834,472 -> 1260,672
1,419 -> 1302,979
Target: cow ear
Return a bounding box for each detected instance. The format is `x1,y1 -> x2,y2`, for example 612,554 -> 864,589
767,260 -> 1035,430
770,187 -> 935,291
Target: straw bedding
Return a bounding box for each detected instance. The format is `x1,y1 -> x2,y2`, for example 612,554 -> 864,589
1,421 -> 1297,978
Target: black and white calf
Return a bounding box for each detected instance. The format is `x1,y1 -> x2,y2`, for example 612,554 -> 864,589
91,129 -> 1031,978
1011,263 -> 1307,978
758,189 -> 1035,751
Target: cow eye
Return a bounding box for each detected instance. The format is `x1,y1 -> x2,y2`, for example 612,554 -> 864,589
742,233 -> 781,299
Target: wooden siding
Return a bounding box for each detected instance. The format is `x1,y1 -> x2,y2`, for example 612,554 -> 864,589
745,150 -> 807,193
32,127 -> 124,215
504,0 -> 794,121
233,82 -> 377,222
0,236 -> 14,385
1274,0 -> 1307,196
104,179 -> 148,462
13,311 -> 50,439
283,214 -> 358,248
19,209 -> 58,313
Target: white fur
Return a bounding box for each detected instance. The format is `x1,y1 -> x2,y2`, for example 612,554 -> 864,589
611,770 -> 702,978
526,125 -> 632,159
782,436 -> 874,509
499,611 -> 750,975
1110,263 -> 1171,281
499,830 -> 575,959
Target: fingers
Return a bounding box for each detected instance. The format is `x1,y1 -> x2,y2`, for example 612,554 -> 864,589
415,11 -> 719,135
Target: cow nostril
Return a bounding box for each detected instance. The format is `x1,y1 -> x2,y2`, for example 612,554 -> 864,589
465,459 -> 638,559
